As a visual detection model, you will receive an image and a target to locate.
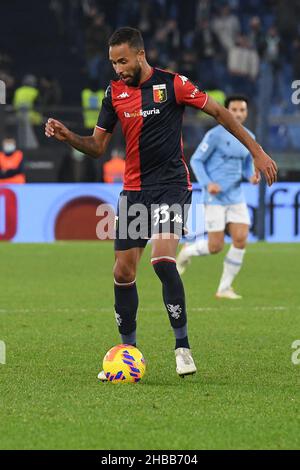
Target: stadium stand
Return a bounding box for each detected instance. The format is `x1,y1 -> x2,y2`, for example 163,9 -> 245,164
0,0 -> 299,182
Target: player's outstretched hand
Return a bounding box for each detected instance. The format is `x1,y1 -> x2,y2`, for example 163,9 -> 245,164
253,148 -> 278,186
207,183 -> 221,195
45,118 -> 70,142
249,173 -> 261,185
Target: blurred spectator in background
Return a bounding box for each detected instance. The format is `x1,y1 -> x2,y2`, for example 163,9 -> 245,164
81,79 -> 104,129
146,45 -> 159,67
49,0 -> 65,36
196,0 -> 212,23
103,149 -> 125,184
0,71 -> 15,105
138,0 -> 152,43
264,26 -> 281,70
0,49 -> 15,104
114,0 -> 140,29
292,36 -> 300,81
50,0 -> 85,54
194,18 -> 223,88
0,137 -> 25,184
85,12 -> 111,85
13,75 -> 42,125
39,75 -> 62,108
154,19 -> 180,66
275,0 -> 300,60
82,0 -> 98,19
1,0 -> 297,142
262,26 -> 283,104
248,16 -> 266,58
212,4 -> 240,53
0,48 -> 13,76
179,50 -> 198,83
228,35 -> 259,95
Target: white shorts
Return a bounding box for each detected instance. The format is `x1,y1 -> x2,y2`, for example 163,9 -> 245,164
205,203 -> 250,232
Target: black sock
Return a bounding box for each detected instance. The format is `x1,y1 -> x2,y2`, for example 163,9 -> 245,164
114,281 -> 138,345
175,336 -> 190,349
152,260 -> 190,349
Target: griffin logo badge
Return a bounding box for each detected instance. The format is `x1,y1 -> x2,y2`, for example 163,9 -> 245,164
153,84 -> 167,103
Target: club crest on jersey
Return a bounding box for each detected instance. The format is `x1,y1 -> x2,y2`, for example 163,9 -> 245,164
153,84 -> 167,103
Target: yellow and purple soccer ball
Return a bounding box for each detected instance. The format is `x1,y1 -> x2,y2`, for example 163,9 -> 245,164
103,344 -> 146,383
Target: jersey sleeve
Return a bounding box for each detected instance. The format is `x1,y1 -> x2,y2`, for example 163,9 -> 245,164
190,130 -> 216,186
174,74 -> 208,109
96,84 -> 118,133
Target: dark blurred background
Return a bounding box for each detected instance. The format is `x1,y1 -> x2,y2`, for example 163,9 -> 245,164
1,0 -> 300,183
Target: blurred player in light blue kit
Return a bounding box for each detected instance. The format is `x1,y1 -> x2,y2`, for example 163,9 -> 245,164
177,95 -> 260,299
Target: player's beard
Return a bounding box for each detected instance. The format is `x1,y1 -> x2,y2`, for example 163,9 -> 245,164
130,65 -> 142,87
123,64 -> 142,87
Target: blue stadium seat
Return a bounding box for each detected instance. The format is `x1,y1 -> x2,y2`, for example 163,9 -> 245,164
287,125 -> 300,149
269,125 -> 289,151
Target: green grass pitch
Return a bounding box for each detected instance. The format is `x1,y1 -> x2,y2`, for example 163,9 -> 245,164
0,242 -> 299,450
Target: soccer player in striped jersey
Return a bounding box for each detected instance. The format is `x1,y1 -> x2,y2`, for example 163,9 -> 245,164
45,28 -> 277,379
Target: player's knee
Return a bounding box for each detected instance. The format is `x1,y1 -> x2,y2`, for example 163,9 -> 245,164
232,232 -> 248,249
208,240 -> 224,254
233,238 -> 247,249
113,260 -> 136,284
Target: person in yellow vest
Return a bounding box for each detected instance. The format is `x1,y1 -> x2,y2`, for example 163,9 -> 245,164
0,138 -> 25,184
13,75 -> 42,125
103,149 -> 125,183
206,88 -> 226,106
197,85 -> 225,119
81,80 -> 105,129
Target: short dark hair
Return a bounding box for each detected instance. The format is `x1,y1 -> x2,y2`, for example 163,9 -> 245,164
225,94 -> 249,108
108,27 -> 144,50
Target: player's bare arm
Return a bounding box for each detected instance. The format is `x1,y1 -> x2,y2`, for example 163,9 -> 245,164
45,118 -> 112,158
203,97 -> 278,186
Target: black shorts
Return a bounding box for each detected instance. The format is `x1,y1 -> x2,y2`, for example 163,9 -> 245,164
115,187 -> 192,251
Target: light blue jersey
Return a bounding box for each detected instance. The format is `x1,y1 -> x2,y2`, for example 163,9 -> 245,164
190,125 -> 255,205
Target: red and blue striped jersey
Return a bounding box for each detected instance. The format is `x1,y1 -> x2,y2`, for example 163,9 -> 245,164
96,67 -> 208,191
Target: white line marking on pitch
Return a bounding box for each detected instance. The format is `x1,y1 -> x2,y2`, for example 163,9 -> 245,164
0,305 -> 298,315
